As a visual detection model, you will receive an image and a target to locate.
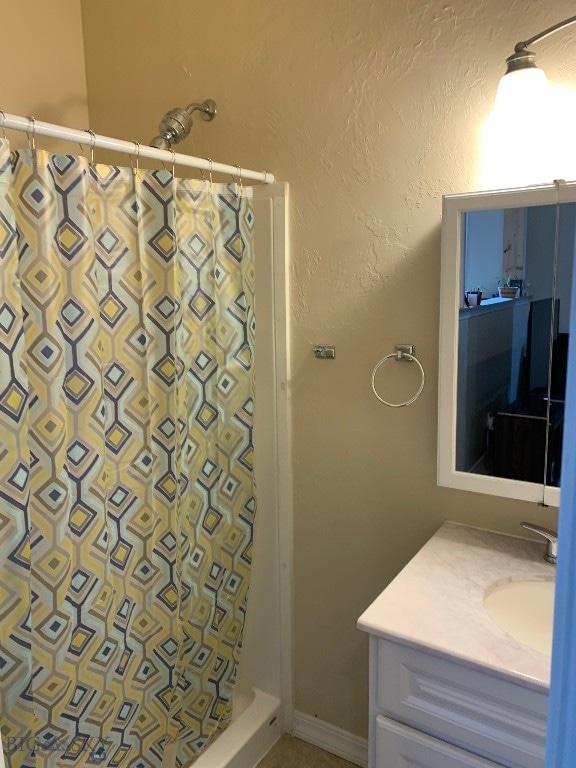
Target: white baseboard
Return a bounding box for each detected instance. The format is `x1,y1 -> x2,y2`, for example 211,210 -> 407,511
292,711 -> 368,767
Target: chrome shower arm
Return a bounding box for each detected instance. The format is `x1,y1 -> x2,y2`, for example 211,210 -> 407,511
185,100 -> 217,120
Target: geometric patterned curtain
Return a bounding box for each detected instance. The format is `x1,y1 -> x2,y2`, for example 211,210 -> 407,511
0,138 -> 256,768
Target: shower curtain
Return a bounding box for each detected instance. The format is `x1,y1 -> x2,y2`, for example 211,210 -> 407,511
0,139 -> 256,768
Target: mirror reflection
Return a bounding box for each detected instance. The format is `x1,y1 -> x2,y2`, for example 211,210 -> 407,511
456,203 -> 575,488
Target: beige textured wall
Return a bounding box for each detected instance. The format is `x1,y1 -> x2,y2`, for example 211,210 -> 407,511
81,0 -> 571,738
2,1 -> 88,149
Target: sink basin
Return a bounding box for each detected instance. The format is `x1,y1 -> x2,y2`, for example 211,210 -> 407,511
483,580 -> 555,656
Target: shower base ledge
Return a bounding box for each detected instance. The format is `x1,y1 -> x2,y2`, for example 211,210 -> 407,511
188,689 -> 283,768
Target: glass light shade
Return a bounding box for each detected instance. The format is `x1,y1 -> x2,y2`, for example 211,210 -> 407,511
479,66 -> 556,189
494,66 -> 549,111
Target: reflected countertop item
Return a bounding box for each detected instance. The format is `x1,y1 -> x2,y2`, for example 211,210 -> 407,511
357,521 -> 553,692
459,295 -> 532,316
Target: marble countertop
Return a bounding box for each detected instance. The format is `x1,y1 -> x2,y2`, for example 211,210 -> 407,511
357,521 -> 554,692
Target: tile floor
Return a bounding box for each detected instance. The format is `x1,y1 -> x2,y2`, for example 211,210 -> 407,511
256,735 -> 357,768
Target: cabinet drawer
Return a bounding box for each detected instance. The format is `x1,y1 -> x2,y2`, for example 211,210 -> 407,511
377,640 -> 547,768
376,715 -> 504,768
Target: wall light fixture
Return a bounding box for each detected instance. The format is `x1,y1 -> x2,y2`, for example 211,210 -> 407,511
480,15 -> 576,190
496,15 -> 576,107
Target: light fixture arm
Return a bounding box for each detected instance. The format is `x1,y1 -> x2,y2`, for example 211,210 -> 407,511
514,13 -> 576,53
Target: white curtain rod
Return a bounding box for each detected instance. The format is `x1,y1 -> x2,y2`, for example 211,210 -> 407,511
0,111 -> 275,184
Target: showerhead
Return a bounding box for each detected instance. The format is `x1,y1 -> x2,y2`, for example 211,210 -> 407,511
149,135 -> 171,151
149,99 -> 217,150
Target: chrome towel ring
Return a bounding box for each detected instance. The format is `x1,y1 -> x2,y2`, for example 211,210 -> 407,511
371,344 -> 425,408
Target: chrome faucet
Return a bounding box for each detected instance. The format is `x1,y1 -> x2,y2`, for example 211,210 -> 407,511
521,522 -> 558,564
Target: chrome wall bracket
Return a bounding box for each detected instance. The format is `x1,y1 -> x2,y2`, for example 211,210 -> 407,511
395,344 -> 415,360
313,345 -> 336,359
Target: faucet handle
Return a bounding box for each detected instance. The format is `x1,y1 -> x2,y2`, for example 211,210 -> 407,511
521,522 -> 558,564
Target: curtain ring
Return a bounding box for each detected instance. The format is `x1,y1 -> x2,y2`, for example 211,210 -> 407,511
161,147 -> 176,176
205,158 -> 214,192
0,109 -> 6,139
130,140 -> 140,176
233,165 -> 244,197
85,129 -> 96,164
26,115 -> 36,156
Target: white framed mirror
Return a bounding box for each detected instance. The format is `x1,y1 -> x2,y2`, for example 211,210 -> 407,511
438,182 -> 576,507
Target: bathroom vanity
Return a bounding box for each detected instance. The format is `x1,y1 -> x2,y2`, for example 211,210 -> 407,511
357,522 -> 553,768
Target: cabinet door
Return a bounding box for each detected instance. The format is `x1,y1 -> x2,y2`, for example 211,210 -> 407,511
376,715 -> 504,768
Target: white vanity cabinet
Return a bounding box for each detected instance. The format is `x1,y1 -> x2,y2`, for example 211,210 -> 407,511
357,523 -> 553,768
367,636 -> 547,768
